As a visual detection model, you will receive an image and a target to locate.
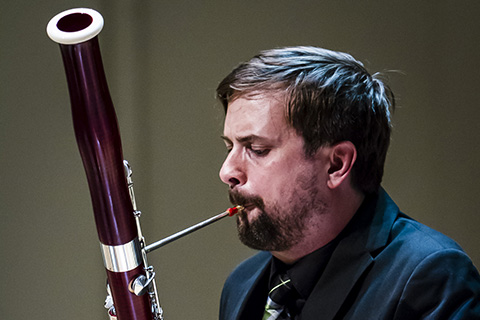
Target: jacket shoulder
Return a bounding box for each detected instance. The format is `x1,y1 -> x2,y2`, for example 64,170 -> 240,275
374,214 -> 480,318
391,213 -> 464,256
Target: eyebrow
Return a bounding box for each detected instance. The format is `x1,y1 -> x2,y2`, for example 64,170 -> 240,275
220,134 -> 269,144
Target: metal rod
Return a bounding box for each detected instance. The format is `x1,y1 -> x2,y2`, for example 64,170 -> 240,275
144,206 -> 242,254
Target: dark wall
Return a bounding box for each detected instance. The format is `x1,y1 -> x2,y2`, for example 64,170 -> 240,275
1,1 -> 479,319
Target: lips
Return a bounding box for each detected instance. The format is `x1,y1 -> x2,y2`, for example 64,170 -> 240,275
240,203 -> 255,211
228,190 -> 265,213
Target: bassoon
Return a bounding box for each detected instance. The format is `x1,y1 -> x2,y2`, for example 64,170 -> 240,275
46,8 -> 240,320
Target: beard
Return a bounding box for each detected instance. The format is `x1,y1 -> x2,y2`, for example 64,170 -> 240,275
228,176 -> 324,252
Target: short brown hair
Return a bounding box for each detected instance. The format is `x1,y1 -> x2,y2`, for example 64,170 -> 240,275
217,46 -> 395,194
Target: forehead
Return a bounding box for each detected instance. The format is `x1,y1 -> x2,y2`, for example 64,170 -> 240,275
223,94 -> 291,139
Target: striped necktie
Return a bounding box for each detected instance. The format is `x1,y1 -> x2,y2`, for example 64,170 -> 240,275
262,274 -> 293,320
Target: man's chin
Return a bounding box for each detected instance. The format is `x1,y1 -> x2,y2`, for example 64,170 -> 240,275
236,210 -> 290,251
237,231 -> 292,252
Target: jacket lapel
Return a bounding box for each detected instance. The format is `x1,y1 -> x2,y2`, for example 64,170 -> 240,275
232,251 -> 272,320
301,236 -> 374,319
301,189 -> 399,320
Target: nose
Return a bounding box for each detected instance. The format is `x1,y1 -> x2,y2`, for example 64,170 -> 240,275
219,150 -> 246,189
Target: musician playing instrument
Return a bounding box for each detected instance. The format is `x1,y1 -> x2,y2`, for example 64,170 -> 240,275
216,46 -> 480,320
47,8 -> 480,319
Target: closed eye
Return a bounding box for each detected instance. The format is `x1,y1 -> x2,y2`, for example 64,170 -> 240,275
249,147 -> 270,156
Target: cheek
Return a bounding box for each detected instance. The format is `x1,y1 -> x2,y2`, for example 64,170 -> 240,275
252,167 -> 298,203
247,153 -> 315,201
276,163 -> 318,200
246,166 -> 283,203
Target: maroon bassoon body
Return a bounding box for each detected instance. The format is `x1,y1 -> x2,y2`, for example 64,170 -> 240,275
47,8 -> 156,320
47,8 -> 241,320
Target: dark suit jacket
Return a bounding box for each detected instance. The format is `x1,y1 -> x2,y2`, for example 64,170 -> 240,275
219,189 -> 480,319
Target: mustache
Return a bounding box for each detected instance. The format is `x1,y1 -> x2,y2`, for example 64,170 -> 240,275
228,190 -> 265,210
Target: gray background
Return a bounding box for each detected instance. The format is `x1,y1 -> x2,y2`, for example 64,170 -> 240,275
1,1 -> 479,319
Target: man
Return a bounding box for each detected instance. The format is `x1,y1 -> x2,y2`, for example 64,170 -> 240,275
216,46 -> 480,320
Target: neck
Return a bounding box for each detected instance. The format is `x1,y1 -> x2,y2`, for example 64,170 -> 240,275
271,188 -> 365,264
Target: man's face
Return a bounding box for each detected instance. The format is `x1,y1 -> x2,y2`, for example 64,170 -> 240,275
219,94 -> 328,251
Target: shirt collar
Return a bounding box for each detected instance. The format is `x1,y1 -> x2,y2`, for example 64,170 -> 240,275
269,239 -> 338,299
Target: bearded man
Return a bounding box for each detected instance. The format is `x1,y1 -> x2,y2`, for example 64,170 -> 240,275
216,46 -> 480,320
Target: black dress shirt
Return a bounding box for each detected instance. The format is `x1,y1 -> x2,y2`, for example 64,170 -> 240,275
269,240 -> 338,319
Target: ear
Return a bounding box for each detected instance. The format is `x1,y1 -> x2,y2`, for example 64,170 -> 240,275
326,141 -> 357,190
